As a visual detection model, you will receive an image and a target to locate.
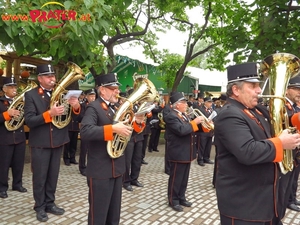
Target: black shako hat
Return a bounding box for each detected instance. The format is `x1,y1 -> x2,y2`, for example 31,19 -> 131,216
96,73 -> 121,87
227,62 -> 261,84
219,93 -> 227,101
3,77 -> 17,86
85,89 -> 96,95
204,97 -> 213,102
36,64 -> 55,76
169,92 -> 187,104
288,76 -> 300,88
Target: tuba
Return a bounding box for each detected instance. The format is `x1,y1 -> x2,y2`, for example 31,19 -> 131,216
260,52 -> 300,174
107,76 -> 159,158
5,80 -> 38,131
187,106 -> 214,131
51,62 -> 85,129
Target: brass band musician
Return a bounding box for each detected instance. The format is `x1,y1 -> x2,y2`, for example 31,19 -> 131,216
24,64 -> 81,222
0,77 -> 27,199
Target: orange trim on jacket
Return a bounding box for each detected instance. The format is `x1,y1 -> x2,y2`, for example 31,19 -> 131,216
3,111 -> 11,121
104,125 -> 113,141
72,105 -> 81,115
190,120 -> 199,132
201,124 -> 210,133
133,121 -> 146,133
291,112 -> 300,130
43,111 -> 52,123
269,137 -> 283,162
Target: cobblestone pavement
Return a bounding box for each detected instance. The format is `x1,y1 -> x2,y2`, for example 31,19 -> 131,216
0,145 -> 299,225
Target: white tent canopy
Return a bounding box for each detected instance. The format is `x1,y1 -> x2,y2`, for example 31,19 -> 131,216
185,67 -> 228,92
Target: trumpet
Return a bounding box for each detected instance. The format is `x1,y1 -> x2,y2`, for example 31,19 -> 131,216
187,106 -> 214,131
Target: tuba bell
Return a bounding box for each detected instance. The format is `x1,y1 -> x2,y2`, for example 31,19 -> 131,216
5,80 -> 38,131
260,52 -> 300,174
51,62 -> 85,129
107,76 -> 159,158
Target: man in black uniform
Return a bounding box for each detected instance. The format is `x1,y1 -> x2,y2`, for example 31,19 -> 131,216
123,103 -> 147,191
141,112 -> 152,165
164,92 -> 204,212
80,73 -> 133,225
78,89 -> 96,176
63,102 -> 82,166
0,77 -> 27,198
285,76 -> 300,212
195,96 -> 214,166
24,64 -> 81,222
148,100 -> 163,152
215,62 -> 300,225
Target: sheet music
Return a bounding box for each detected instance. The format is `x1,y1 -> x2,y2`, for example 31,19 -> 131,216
63,90 -> 82,100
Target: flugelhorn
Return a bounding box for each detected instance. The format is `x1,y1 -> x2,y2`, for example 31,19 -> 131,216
187,106 -> 214,131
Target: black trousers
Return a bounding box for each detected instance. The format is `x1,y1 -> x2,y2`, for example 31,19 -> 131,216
276,169 -> 294,220
212,145 -> 218,187
123,140 -> 143,186
63,131 -> 79,163
88,176 -> 122,225
141,134 -> 149,160
148,128 -> 161,151
164,139 -> 170,175
79,139 -> 88,173
220,214 -> 282,225
197,133 -> 213,162
0,142 -> 26,191
168,162 -> 190,206
288,164 -> 300,204
31,146 -> 62,211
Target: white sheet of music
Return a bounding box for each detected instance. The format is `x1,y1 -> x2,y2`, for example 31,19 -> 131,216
63,90 -> 82,100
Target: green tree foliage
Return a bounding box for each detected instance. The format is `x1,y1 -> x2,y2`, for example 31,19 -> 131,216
155,50 -> 185,91
0,0 -> 162,77
148,0 -> 243,91
150,0 -> 300,91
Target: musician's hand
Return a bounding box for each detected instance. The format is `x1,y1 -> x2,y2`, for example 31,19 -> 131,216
134,114 -> 145,124
49,101 -> 65,116
68,96 -> 80,110
112,119 -> 133,137
278,129 -> 300,150
193,116 -> 205,125
8,109 -> 20,118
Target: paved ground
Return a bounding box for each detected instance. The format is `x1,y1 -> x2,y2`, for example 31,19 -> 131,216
0,144 -> 300,225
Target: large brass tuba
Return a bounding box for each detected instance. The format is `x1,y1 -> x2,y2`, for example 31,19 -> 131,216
260,52 -> 300,174
107,76 -> 159,158
51,62 -> 85,129
5,80 -> 38,131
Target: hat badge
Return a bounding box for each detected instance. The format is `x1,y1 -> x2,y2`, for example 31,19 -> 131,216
48,65 -> 53,73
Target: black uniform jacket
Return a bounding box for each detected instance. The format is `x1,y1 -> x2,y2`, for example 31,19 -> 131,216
67,108 -> 82,131
214,98 -> 283,221
286,99 -> 300,163
0,97 -> 26,145
150,105 -> 163,129
164,108 -> 199,163
24,86 -> 70,148
80,98 -> 126,179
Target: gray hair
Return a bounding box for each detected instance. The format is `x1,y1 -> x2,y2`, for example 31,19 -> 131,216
226,81 -> 244,97
172,102 -> 179,108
